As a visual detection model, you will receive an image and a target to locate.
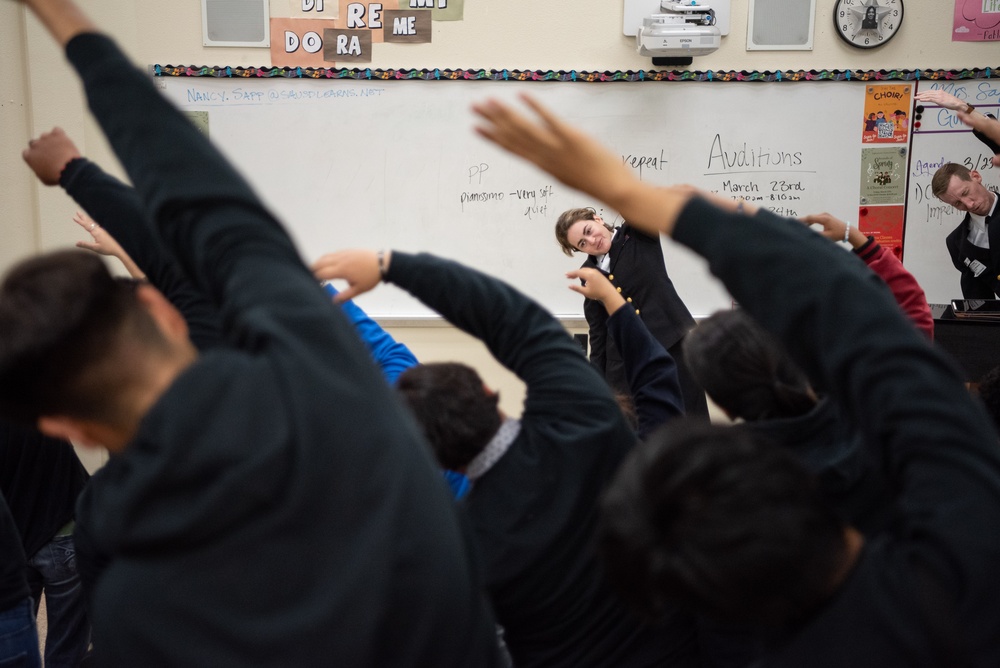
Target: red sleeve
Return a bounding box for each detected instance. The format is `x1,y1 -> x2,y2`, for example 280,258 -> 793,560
856,239 -> 935,341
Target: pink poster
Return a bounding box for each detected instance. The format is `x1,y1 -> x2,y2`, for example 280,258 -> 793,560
953,0 -> 1000,41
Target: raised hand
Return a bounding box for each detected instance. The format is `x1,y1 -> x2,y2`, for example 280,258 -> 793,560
312,249 -> 386,303
72,211 -> 146,279
22,127 -> 80,185
566,267 -> 626,315
800,212 -> 866,248
472,95 -> 698,238
471,95 -> 636,207
914,89 -> 968,112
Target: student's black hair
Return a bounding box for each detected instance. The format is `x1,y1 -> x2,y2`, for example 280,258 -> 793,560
683,309 -> 815,421
396,362 -> 502,470
597,419 -> 848,629
0,250 -> 165,424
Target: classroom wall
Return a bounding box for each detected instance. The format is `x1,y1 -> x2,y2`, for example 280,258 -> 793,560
2,0 -> 997,418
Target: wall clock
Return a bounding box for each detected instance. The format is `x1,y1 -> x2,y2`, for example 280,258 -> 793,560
834,0 -> 903,49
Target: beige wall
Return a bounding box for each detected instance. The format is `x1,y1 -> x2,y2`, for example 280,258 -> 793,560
1,1 -> 996,419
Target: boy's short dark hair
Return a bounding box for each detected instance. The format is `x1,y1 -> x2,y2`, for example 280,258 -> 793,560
396,363 -> 501,470
597,419 -> 847,628
0,250 -> 161,424
684,309 -> 814,421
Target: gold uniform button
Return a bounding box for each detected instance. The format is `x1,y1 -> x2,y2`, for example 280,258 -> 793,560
608,274 -> 614,280
616,287 -> 622,293
626,297 -> 632,303
635,309 -> 640,315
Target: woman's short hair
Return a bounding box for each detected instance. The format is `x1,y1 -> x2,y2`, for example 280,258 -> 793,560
554,207 -> 613,257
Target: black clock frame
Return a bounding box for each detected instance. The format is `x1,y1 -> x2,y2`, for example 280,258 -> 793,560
833,0 -> 904,50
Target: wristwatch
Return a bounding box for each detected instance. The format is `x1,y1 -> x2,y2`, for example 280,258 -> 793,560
964,103 -> 976,114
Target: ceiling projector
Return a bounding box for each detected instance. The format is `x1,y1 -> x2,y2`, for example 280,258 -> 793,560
637,2 -> 721,57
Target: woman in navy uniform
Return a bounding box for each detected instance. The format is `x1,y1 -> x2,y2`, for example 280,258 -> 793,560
555,208 -> 709,419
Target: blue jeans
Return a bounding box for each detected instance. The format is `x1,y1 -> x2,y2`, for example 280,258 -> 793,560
0,599 -> 41,668
26,535 -> 90,668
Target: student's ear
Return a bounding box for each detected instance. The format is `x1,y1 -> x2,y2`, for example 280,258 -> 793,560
135,283 -> 189,343
970,170 -> 984,184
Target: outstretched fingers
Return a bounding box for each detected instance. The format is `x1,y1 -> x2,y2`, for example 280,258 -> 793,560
472,97 -> 558,163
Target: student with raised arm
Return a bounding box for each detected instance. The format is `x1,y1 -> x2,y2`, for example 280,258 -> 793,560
801,212 -> 934,340
472,94 -> 1000,666
24,127 -> 421,381
568,266 -> 685,439
313,249 -> 699,668
4,1 -> 501,665
681,212 -> 933,536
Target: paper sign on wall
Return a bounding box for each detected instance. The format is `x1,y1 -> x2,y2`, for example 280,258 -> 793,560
859,205 -> 906,258
291,0 -> 338,18
857,85 -> 911,254
860,147 -> 908,205
862,84 -> 911,144
953,0 -> 1000,41
383,10 -> 432,42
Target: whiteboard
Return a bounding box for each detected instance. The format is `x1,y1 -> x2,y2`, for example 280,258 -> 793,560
156,76 -> 866,318
905,80 -> 1000,305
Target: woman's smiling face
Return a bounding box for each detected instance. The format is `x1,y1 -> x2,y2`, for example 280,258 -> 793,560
566,217 -> 613,256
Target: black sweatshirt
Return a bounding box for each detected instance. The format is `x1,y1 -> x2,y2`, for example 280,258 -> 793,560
388,251 -> 702,668
67,33 -> 500,667
674,198 -> 1000,667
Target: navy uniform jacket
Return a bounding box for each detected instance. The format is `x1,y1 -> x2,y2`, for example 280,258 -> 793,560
944,193 -> 1000,299
582,223 -> 708,418
583,223 -> 695,388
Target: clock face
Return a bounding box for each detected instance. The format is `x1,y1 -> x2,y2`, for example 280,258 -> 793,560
834,0 -> 904,49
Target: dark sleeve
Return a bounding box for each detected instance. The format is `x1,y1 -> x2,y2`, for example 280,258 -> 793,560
59,158 -> 224,351
386,252 -> 622,423
585,296 -> 609,375
64,34 -> 353,357
673,197 -> 1000,592
605,305 -> 683,439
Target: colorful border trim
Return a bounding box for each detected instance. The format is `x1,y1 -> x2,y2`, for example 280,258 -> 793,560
153,65 -> 999,82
